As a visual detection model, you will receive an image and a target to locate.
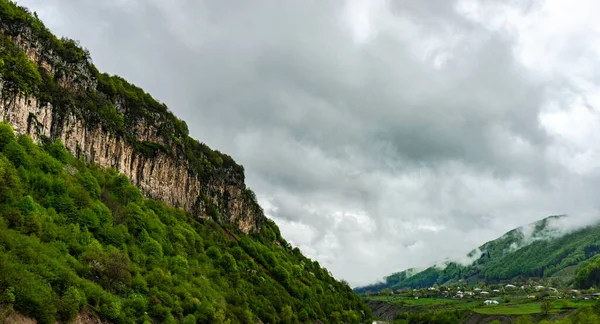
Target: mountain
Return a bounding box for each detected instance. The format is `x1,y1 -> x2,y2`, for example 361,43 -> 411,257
1,1 -> 262,234
355,215 -> 600,294
0,1 -> 371,323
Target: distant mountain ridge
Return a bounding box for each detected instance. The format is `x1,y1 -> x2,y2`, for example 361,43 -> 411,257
355,215 -> 600,293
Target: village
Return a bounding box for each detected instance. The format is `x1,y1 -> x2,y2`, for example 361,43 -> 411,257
364,280 -> 600,321
367,280 -> 600,306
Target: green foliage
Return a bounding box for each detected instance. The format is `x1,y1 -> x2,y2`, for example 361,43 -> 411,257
280,305 -> 294,324
0,35 -> 41,96
373,294 -> 600,324
540,299 -> 552,315
0,2 -> 371,321
357,215 -> 600,293
401,308 -> 469,324
0,150 -> 21,203
0,126 -> 370,323
0,0 -> 240,181
0,122 -> 15,150
575,256 -> 600,288
515,314 -> 533,324
59,286 -> 86,321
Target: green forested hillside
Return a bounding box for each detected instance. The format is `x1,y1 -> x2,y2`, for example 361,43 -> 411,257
355,216 -> 600,293
0,1 -> 371,322
0,122 -> 370,323
0,0 -> 241,180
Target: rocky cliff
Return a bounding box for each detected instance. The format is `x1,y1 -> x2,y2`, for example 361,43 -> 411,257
0,6 -> 264,233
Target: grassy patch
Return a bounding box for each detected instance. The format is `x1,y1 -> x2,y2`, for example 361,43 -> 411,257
475,302 -> 544,315
367,295 -> 599,320
368,296 -> 460,306
401,298 -> 461,306
474,299 -> 596,315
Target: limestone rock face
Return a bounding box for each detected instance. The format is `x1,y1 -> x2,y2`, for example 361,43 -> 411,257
0,29 -> 264,234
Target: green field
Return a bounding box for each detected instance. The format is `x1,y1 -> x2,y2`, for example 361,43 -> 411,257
475,299 -> 596,315
400,298 -> 460,306
368,296 -> 461,306
368,296 -> 598,317
475,302 -> 547,315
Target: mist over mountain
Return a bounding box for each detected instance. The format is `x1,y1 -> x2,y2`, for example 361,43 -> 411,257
355,215 -> 600,294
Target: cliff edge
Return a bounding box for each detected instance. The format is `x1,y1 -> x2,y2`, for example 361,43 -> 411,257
0,2 -> 264,233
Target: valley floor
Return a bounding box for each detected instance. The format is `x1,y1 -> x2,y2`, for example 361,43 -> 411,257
365,295 -> 596,323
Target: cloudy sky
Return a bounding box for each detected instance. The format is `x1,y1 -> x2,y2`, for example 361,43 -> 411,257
17,0 -> 600,286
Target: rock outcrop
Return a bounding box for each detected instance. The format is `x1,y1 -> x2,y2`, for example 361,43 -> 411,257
0,21 -> 264,233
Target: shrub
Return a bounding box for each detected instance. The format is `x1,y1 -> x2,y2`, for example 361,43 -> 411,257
59,286 -> 86,321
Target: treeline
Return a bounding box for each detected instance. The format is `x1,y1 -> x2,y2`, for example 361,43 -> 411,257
0,122 -> 370,323
574,256 -> 600,289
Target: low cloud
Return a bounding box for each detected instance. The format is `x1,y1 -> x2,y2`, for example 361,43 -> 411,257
450,248 -> 485,267
514,214 -> 600,249
18,0 -> 600,286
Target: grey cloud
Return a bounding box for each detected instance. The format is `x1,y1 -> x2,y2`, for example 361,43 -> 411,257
18,0 -> 600,286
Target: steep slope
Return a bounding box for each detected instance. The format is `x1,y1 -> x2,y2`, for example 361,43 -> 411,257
0,123 -> 370,323
0,0 -> 261,233
355,215 -> 600,293
0,1 -> 371,323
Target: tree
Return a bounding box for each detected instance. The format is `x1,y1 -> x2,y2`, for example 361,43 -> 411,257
206,246 -> 222,260
59,287 -> 86,321
381,288 -> 393,295
0,36 -> 41,95
0,154 -> 21,203
515,315 -> 533,324
142,237 -> 163,259
2,286 -> 15,313
594,298 -> 600,314
76,171 -> 101,198
220,253 -> 238,274
541,299 -> 552,315
3,140 -> 28,167
280,305 -> 294,324
0,122 -> 15,150
170,255 -> 189,277
293,265 -> 303,277
273,265 -> 290,285
330,311 -> 342,324
182,314 -> 196,324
